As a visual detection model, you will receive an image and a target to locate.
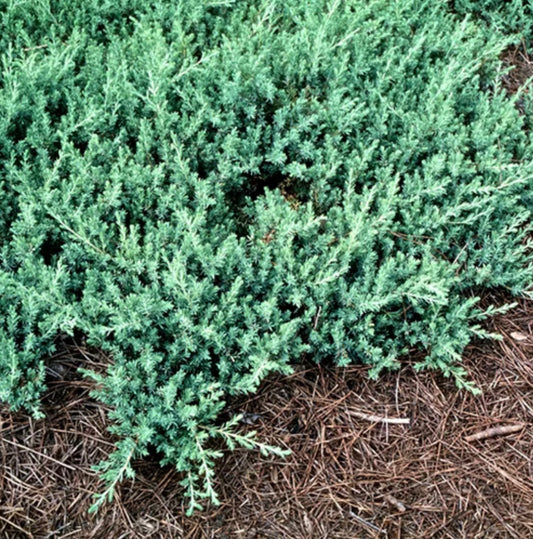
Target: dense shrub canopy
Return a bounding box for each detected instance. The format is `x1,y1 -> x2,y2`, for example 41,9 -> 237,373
1,0 -> 532,511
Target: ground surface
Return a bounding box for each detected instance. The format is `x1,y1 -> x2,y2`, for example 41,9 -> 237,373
0,294 -> 532,538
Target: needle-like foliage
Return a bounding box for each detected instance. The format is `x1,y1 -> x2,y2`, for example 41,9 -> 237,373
0,0 -> 532,512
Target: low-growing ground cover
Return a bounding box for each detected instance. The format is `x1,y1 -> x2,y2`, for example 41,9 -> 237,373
0,0 -> 532,512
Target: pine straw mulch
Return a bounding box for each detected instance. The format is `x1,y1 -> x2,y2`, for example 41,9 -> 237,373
0,294 -> 531,539
501,41 -> 533,106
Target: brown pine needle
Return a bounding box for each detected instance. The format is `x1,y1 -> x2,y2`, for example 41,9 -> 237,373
348,410 -> 410,425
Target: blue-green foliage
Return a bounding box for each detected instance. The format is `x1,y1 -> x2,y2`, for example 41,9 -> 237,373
1,0 -> 532,512
449,0 -> 533,36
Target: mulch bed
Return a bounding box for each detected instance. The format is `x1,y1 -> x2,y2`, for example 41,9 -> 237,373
0,293 -> 532,538
501,41 -> 533,97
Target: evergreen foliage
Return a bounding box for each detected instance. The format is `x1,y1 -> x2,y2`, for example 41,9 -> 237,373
1,0 -> 532,512
449,0 -> 533,36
